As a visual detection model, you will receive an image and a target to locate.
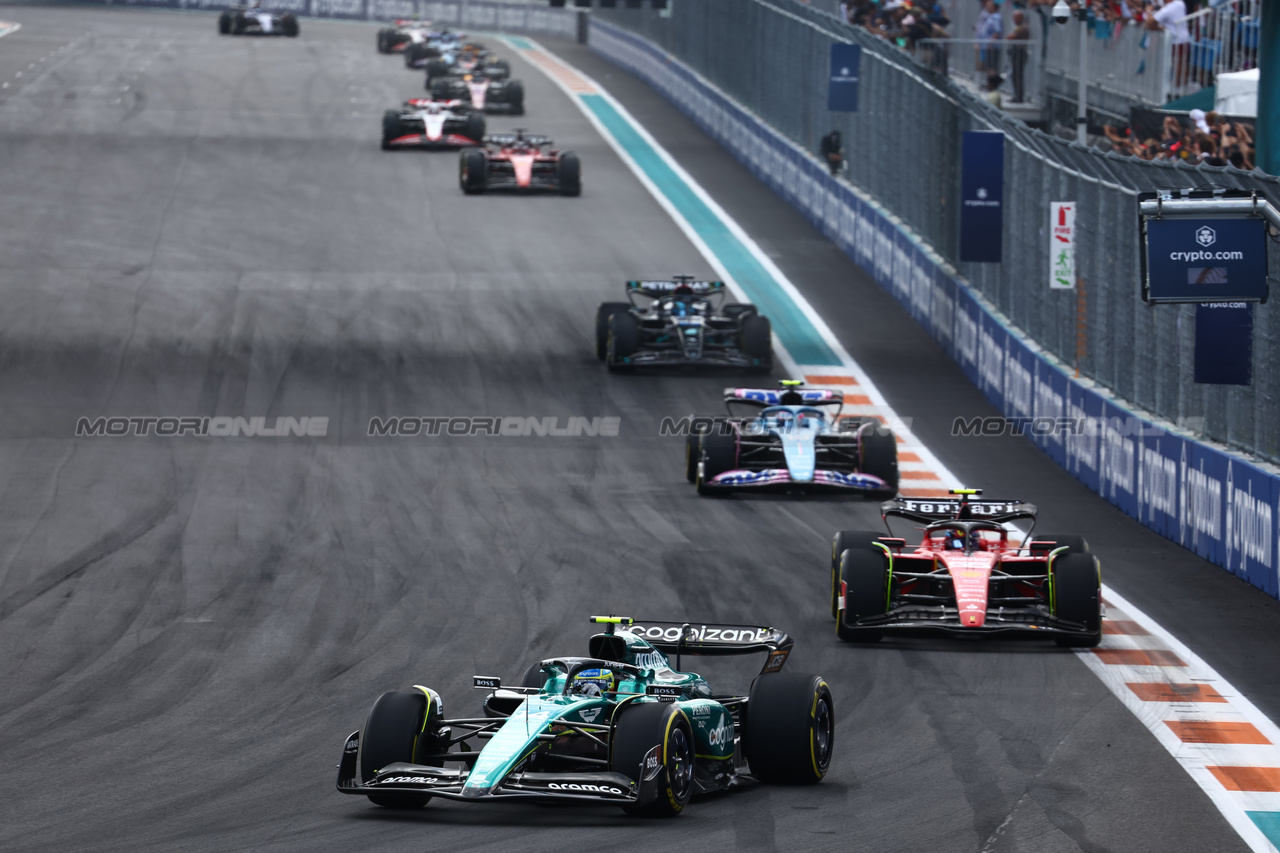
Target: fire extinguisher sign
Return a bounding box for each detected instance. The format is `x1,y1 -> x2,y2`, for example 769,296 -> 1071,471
1050,202 -> 1076,289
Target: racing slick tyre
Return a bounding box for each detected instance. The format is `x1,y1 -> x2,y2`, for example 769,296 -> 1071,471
859,424 -> 899,499
740,314 -> 772,374
381,110 -> 403,151
557,151 -> 581,197
596,302 -> 630,360
1052,552 -> 1102,647
695,428 -> 737,496
837,547 -> 888,642
610,702 -> 695,817
463,113 -> 486,146
684,433 -> 701,483
745,672 -> 834,784
429,78 -> 452,98
606,311 -> 638,372
459,148 -> 487,195
1036,534 -> 1089,554
831,530 -> 886,619
218,11 -> 232,34
424,59 -> 450,82
231,12 -> 247,34
506,79 -> 525,115
376,29 -> 390,53
360,691 -> 434,809
281,14 -> 298,37
405,43 -> 429,68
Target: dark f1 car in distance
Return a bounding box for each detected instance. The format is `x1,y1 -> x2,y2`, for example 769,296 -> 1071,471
381,99 -> 485,150
459,131 -> 580,196
687,381 -> 898,496
596,277 -> 773,372
336,616 -> 833,816
218,4 -> 298,36
428,73 -> 524,115
832,489 -> 1102,646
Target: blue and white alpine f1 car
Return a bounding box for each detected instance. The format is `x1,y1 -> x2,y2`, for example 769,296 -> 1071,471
687,381 -> 899,497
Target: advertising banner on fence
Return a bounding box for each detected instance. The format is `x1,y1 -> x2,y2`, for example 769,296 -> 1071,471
959,131 -> 1004,263
1194,302 -> 1253,385
827,44 -> 861,112
1142,216 -> 1268,303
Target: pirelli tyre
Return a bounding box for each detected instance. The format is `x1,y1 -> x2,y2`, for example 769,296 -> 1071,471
745,672 -> 834,784
741,314 -> 772,374
1052,552 -> 1102,647
360,691 -> 435,809
830,530 -> 886,619
610,702 -> 694,817
281,14 -> 298,37
596,303 -> 630,360
405,43 -> 431,68
506,79 -> 525,115
231,12 -> 247,34
218,11 -> 232,34
381,110 -> 402,151
463,113 -> 486,146
459,148 -> 487,195
429,77 -> 452,98
424,59 -> 450,82
376,28 -> 389,53
557,152 -> 581,197
837,547 -> 888,642
606,311 -> 638,372
859,424 -> 899,499
684,433 -> 701,483
695,428 -> 737,496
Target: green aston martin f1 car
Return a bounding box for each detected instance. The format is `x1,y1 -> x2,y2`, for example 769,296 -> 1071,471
336,616 -> 834,816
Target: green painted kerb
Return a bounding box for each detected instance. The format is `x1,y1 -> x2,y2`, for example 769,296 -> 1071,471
579,94 -> 842,367
506,36 -> 535,50
1247,811 -> 1280,848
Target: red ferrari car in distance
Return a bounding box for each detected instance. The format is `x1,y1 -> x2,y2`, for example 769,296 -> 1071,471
459,130 -> 580,196
832,489 -> 1101,646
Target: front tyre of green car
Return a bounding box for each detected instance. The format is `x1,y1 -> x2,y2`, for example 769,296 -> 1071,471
360,691 -> 433,809
745,672 -> 834,784
611,702 -> 694,816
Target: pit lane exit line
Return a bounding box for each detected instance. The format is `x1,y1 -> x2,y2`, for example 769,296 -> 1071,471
507,34 -> 1280,853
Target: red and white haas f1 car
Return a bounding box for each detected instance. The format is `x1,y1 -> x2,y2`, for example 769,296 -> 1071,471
832,489 -> 1102,646
459,131 -> 580,196
218,4 -> 298,36
428,73 -> 524,115
382,100 -> 485,151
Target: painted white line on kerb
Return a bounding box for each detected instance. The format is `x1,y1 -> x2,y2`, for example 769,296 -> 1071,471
0,21 -> 21,39
508,36 -> 1280,853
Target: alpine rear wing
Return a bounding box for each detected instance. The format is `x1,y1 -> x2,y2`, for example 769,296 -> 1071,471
627,620 -> 793,674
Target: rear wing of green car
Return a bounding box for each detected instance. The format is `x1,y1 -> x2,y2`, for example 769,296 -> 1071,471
627,620 -> 793,674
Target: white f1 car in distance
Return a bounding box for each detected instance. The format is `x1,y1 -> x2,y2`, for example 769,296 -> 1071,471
218,4 -> 298,36
382,99 -> 485,151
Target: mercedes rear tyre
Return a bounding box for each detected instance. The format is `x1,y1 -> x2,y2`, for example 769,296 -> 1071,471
741,314 -> 772,374
745,672 -> 834,784
610,702 -> 694,816
837,547 -> 888,642
606,311 -> 638,371
831,530 -> 886,619
596,303 -> 630,360
859,424 -> 899,499
695,428 -> 737,496
459,148 -> 487,195
360,691 -> 433,809
1052,552 -> 1102,647
557,151 -> 581,197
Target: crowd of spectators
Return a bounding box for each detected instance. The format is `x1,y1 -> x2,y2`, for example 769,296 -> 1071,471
1103,109 -> 1256,168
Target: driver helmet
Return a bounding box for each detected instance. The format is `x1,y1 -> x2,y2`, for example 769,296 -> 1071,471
946,529 -> 967,550
570,667 -> 617,698
671,284 -> 696,317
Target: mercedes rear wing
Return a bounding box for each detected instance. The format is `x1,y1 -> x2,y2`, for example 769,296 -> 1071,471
626,279 -> 725,298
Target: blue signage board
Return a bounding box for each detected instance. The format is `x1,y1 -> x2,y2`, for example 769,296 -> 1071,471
959,131 -> 1004,263
1194,302 -> 1253,385
827,44 -> 861,112
1142,217 -> 1268,302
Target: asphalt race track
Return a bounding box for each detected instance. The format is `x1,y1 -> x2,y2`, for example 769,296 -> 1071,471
0,7 -> 1277,852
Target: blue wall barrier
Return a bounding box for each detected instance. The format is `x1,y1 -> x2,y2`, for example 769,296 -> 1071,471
589,18 -> 1280,600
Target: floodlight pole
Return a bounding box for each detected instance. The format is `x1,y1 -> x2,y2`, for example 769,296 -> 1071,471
1076,7 -> 1088,146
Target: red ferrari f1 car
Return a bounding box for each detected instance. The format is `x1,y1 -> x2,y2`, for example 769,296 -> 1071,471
459,130 -> 580,196
832,490 -> 1102,646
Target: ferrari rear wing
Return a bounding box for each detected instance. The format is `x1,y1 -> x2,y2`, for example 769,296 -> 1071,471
628,620 -> 793,674
882,494 -> 1038,524
485,132 -> 551,147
